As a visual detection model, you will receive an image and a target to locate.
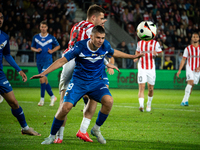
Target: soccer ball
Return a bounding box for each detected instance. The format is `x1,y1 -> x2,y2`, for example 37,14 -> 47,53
136,21 -> 157,41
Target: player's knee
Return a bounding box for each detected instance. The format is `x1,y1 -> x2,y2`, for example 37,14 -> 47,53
102,95 -> 113,108
9,100 -> 19,109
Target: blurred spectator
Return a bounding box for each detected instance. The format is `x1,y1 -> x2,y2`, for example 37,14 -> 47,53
9,36 -> 19,58
187,6 -> 195,23
32,24 -> 40,36
143,10 -> 149,21
175,10 -> 181,25
175,38 -> 185,51
15,1 -> 23,16
133,9 -> 143,27
20,38 -> 29,63
177,24 -> 187,37
165,31 -> 173,47
178,0 -> 186,12
148,12 -> 155,23
126,1 -> 134,12
15,31 -> 23,45
111,2 -> 120,23
45,0 -> 57,14
163,56 -> 174,70
32,11 -> 41,23
23,23 -> 32,41
27,3 -> 36,16
23,0 -> 31,10
155,10 -> 161,23
185,0 -> 191,10
66,0 -> 77,21
116,41 -> 130,68
54,17 -> 62,32
194,11 -> 200,26
54,3 -> 64,18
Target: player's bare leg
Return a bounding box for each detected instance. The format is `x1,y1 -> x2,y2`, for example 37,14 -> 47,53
146,83 -> 154,112
138,83 -> 145,112
3,91 -> 41,136
54,89 -> 67,143
181,80 -> 194,106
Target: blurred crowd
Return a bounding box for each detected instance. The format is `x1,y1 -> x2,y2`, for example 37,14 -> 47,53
1,0 -> 199,69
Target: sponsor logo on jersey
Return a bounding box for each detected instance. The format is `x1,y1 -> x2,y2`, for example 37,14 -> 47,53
3,80 -> 9,84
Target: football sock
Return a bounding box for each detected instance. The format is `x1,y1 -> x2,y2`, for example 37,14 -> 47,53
46,83 -> 53,97
83,96 -> 88,105
139,98 -> 144,107
11,106 -> 28,128
57,127 -> 65,140
50,117 -> 64,136
182,84 -> 192,102
41,83 -> 46,98
95,111 -> 108,127
147,96 -> 153,106
80,117 -> 91,133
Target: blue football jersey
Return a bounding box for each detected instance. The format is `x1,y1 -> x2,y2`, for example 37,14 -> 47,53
31,33 -> 59,64
64,39 -> 114,81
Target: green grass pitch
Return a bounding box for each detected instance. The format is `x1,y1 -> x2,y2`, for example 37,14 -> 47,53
0,88 -> 199,150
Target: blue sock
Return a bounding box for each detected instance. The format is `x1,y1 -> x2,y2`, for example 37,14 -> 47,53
46,83 -> 53,97
50,117 -> 64,135
96,111 -> 108,126
83,96 -> 88,105
41,83 -> 46,98
11,106 -> 28,128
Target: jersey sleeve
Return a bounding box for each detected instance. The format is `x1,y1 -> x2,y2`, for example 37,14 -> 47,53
104,40 -> 114,56
86,27 -> 93,37
2,37 -> 10,55
183,47 -> 188,58
155,42 -> 162,53
64,42 -> 81,61
52,36 -> 60,46
31,35 -> 36,48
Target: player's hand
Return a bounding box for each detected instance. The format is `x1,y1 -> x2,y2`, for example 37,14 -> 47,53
153,51 -> 158,56
177,70 -> 181,77
30,74 -> 45,79
133,58 -> 138,62
19,70 -> 27,82
195,67 -> 200,72
107,68 -> 114,75
48,48 -> 53,54
106,63 -> 120,72
37,48 -> 42,52
132,53 -> 144,59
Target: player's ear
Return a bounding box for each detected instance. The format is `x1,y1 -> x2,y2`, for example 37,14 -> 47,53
91,15 -> 96,22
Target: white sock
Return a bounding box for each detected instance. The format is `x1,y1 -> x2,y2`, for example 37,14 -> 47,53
22,125 -> 29,130
57,127 -> 65,140
147,96 -> 153,106
51,95 -> 55,100
40,98 -> 44,101
139,98 -> 144,107
80,117 -> 91,133
49,134 -> 55,139
93,123 -> 100,131
182,84 -> 192,102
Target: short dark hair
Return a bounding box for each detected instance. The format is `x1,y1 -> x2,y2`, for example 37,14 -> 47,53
40,20 -> 48,26
92,25 -> 105,34
87,4 -> 105,18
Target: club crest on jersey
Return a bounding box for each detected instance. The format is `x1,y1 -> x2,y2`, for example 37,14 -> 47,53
100,55 -> 104,58
0,43 -> 4,49
92,54 -> 97,56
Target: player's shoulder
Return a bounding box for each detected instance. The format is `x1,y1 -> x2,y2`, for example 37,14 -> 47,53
102,39 -> 111,48
33,33 -> 40,39
1,31 -> 9,40
76,38 -> 89,47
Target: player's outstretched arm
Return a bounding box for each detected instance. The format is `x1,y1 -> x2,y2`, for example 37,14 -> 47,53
31,47 -> 42,53
19,70 -> 27,82
107,57 -> 115,75
113,49 -> 144,59
31,57 -> 68,79
177,57 -> 186,77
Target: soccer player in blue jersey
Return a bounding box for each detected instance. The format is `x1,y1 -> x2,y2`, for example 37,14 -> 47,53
0,12 -> 40,136
31,21 -> 60,106
31,25 -> 143,144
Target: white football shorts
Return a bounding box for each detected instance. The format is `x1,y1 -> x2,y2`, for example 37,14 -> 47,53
186,65 -> 200,85
59,58 -> 75,93
137,67 -> 156,85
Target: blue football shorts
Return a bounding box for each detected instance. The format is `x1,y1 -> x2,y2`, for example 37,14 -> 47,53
0,72 -> 13,94
37,62 -> 52,76
64,78 -> 112,106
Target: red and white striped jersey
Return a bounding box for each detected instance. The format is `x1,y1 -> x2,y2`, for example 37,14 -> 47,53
183,44 -> 200,71
136,40 -> 162,70
63,20 -> 94,54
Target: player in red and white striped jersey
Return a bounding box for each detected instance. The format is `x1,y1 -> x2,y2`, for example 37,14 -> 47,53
177,33 -> 200,106
134,39 -> 162,112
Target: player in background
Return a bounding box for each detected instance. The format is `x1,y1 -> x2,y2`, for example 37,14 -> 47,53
134,39 -> 162,112
177,33 -> 200,106
31,21 -> 60,106
54,4 -> 114,144
0,12 -> 40,136
30,25 -> 144,145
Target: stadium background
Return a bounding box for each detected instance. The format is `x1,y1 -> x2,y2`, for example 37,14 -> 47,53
1,0 -> 200,89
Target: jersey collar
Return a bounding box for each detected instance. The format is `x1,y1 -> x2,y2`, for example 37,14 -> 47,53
39,33 -> 49,38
